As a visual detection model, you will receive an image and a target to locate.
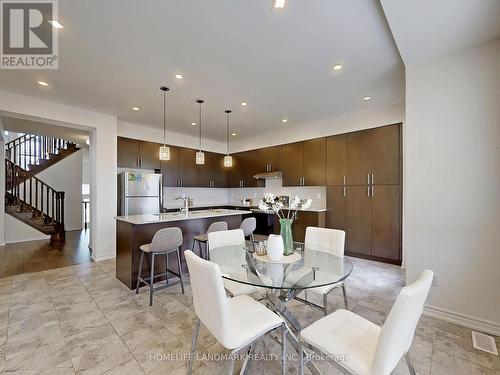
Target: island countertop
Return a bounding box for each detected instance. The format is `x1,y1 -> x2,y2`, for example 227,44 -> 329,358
115,208 -> 253,225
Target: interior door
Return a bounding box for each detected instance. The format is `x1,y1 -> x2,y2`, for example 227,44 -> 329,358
282,142 -> 303,186
117,137 -> 140,168
347,131 -> 371,186
346,186 -> 372,256
371,185 -> 401,261
160,145 -> 180,187
302,138 -> 326,186
326,135 -> 348,186
371,124 -> 400,185
139,141 -> 160,170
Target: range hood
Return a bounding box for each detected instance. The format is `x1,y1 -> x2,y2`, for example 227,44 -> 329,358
253,171 -> 282,179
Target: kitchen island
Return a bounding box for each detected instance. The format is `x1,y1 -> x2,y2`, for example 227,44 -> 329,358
115,209 -> 252,289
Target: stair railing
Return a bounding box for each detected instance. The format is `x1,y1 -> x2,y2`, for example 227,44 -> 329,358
5,134 -> 69,171
5,159 -> 65,231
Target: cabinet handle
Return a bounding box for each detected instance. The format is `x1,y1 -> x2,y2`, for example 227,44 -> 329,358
343,186 -> 347,197
302,177 -> 305,186
371,185 -> 374,197
367,173 -> 370,185
343,175 -> 346,185
371,173 -> 374,185
269,163 -> 272,172
367,186 -> 370,196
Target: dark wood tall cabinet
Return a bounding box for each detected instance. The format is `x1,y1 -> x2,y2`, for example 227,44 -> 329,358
326,124 -> 402,264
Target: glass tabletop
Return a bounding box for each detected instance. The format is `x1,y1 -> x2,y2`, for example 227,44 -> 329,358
209,242 -> 353,290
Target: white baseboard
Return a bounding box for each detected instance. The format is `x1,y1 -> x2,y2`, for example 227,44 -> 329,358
91,252 -> 116,262
424,305 -> 500,336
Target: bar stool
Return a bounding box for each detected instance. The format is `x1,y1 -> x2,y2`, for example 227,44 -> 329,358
136,227 -> 184,306
239,217 -> 256,247
192,221 -> 228,260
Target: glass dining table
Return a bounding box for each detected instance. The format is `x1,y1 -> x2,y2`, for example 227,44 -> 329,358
209,242 -> 353,374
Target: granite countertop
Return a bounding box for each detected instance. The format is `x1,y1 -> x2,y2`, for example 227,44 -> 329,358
162,203 -> 326,213
116,209 -> 253,225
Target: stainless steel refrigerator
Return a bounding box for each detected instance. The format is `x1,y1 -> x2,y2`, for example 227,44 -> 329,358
118,172 -> 162,215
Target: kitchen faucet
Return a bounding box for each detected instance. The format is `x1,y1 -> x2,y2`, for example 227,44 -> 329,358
174,195 -> 190,216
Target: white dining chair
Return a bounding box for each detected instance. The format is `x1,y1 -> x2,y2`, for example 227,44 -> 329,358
208,229 -> 263,297
299,269 -> 434,375
300,227 -> 348,315
185,250 -> 287,375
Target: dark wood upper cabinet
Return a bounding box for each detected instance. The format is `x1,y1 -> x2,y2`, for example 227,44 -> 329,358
371,185 -> 401,260
197,152 -> 227,188
117,137 -> 140,168
160,146 -> 180,187
228,153 -> 242,187
347,131 -> 372,186
138,141 -> 160,170
213,154 -> 228,188
259,146 -> 282,172
370,124 -> 400,185
326,135 -> 348,186
179,148 -> 198,187
302,138 -> 326,186
282,142 -> 303,187
239,150 -> 263,187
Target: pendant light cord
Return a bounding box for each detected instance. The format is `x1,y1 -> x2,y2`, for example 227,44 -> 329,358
227,111 -> 230,155
198,102 -> 202,151
163,90 -> 166,146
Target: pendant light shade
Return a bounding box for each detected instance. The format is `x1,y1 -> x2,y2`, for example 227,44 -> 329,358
224,109 -> 233,167
159,86 -> 170,161
195,99 -> 205,165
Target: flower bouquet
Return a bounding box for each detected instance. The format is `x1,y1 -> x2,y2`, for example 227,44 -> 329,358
259,193 -> 312,255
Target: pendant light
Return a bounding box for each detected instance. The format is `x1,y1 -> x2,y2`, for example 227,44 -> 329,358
195,99 -> 205,164
223,109 -> 233,167
159,86 -> 170,161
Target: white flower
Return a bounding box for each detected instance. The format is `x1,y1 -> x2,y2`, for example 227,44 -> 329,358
258,201 -> 269,211
290,196 -> 300,209
301,198 -> 312,210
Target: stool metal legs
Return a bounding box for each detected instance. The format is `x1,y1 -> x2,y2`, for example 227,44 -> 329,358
136,247 -> 185,306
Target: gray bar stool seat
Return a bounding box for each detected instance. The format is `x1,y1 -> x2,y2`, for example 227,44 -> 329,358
239,217 -> 256,245
192,221 -> 228,260
136,227 -> 185,306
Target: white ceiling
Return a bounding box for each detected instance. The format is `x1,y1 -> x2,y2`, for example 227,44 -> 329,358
380,0 -> 500,64
0,0 -> 404,142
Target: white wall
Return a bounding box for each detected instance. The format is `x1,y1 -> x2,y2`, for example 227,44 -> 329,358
405,38 -> 500,334
118,120 -> 226,153
5,215 -> 49,243
231,104 -> 404,152
0,90 -> 117,261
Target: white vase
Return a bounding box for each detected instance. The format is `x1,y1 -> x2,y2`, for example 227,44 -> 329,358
267,234 -> 284,261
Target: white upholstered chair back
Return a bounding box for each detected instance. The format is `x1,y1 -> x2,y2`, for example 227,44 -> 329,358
208,229 -> 245,250
184,250 -> 230,345
304,227 -> 345,257
371,270 -> 433,375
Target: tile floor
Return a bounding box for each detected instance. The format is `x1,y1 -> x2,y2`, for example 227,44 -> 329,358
0,257 -> 498,374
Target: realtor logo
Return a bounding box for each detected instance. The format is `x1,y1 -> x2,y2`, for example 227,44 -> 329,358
1,0 -> 58,69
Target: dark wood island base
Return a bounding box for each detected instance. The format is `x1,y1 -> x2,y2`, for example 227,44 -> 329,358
116,213 -> 248,289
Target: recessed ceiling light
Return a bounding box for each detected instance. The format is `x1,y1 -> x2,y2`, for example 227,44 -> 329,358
38,81 -> 48,86
363,96 -> 371,101
282,118 -> 288,123
191,122 -> 197,126
132,106 -> 140,111
48,20 -> 63,29
175,74 -> 183,80
240,102 -> 248,107
273,0 -> 286,9
333,64 -> 343,71
231,133 -> 237,136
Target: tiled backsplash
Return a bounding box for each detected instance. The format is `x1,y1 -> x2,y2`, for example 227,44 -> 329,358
227,178 -> 326,209
117,170 -> 326,210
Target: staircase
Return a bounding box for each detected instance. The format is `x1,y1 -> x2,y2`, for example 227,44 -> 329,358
4,134 -> 81,241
